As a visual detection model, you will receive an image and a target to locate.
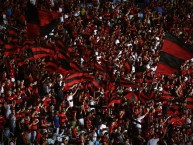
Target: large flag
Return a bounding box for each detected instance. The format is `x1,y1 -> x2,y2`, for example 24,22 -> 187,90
64,72 -> 94,88
26,2 -> 60,38
156,33 -> 193,75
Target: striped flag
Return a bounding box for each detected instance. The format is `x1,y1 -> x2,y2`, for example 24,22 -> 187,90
186,97 -> 193,109
156,33 -> 193,76
26,2 -> 60,38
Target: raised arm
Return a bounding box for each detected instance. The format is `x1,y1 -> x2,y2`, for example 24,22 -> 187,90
72,87 -> 79,97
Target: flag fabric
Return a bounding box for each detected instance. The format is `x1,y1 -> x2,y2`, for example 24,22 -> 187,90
124,92 -> 138,102
21,39 -> 36,51
57,66 -> 72,76
26,2 -> 40,38
31,47 -> 55,55
107,99 -> 121,108
167,103 -> 180,116
92,79 -> 103,89
168,115 -> 186,127
93,62 -> 105,71
65,73 -> 86,80
139,92 -> 150,104
55,38 -> 66,52
26,2 -> 60,38
156,33 -> 193,76
4,44 -> 21,56
45,58 -> 71,76
27,52 -> 51,61
7,27 -> 20,44
38,9 -> 60,27
186,97 -> 193,109
159,90 -> 174,101
64,73 -> 94,88
70,62 -> 81,71
60,59 -> 71,70
124,62 -> 131,72
45,59 -> 58,72
3,27 -> 21,56
160,94 -> 174,101
138,91 -> 155,104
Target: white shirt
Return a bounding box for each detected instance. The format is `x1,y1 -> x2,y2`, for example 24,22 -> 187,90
89,100 -> 95,111
115,39 -> 120,45
0,86 -> 4,94
3,14 -> 7,25
74,11 -> 80,17
92,131 -> 97,142
147,138 -> 159,145
6,105 -> 11,119
100,124 -> 108,135
132,65 -> 135,73
59,8 -> 64,22
133,115 -> 145,129
30,0 -> 36,5
67,95 -> 73,107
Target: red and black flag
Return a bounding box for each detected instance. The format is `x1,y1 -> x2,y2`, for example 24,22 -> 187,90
168,115 -> 186,127
23,47 -> 52,61
45,58 -> 70,76
92,79 -> 103,89
26,2 -> 40,38
26,2 -> 60,38
91,61 -> 105,72
124,92 -> 138,102
21,39 -> 36,51
70,62 -> 81,71
64,72 -> 94,88
54,38 -> 66,52
138,91 -> 155,104
107,99 -> 121,108
38,9 -> 60,37
60,59 -> 71,70
186,96 -> 193,109
45,59 -> 58,71
54,51 -> 71,70
156,33 -> 193,76
7,27 -> 20,44
4,44 -> 21,56
159,90 -> 175,101
167,103 -> 180,116
31,47 -> 55,55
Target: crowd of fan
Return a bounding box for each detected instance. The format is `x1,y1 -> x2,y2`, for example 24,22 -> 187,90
0,0 -> 193,145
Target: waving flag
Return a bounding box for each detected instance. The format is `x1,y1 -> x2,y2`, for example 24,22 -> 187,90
156,33 -> 193,75
64,73 -> 94,88
107,99 -> 121,108
124,92 -> 138,102
26,2 -> 60,38
168,115 -> 186,127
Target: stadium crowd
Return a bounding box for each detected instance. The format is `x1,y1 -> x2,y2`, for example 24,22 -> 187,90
0,0 -> 193,145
